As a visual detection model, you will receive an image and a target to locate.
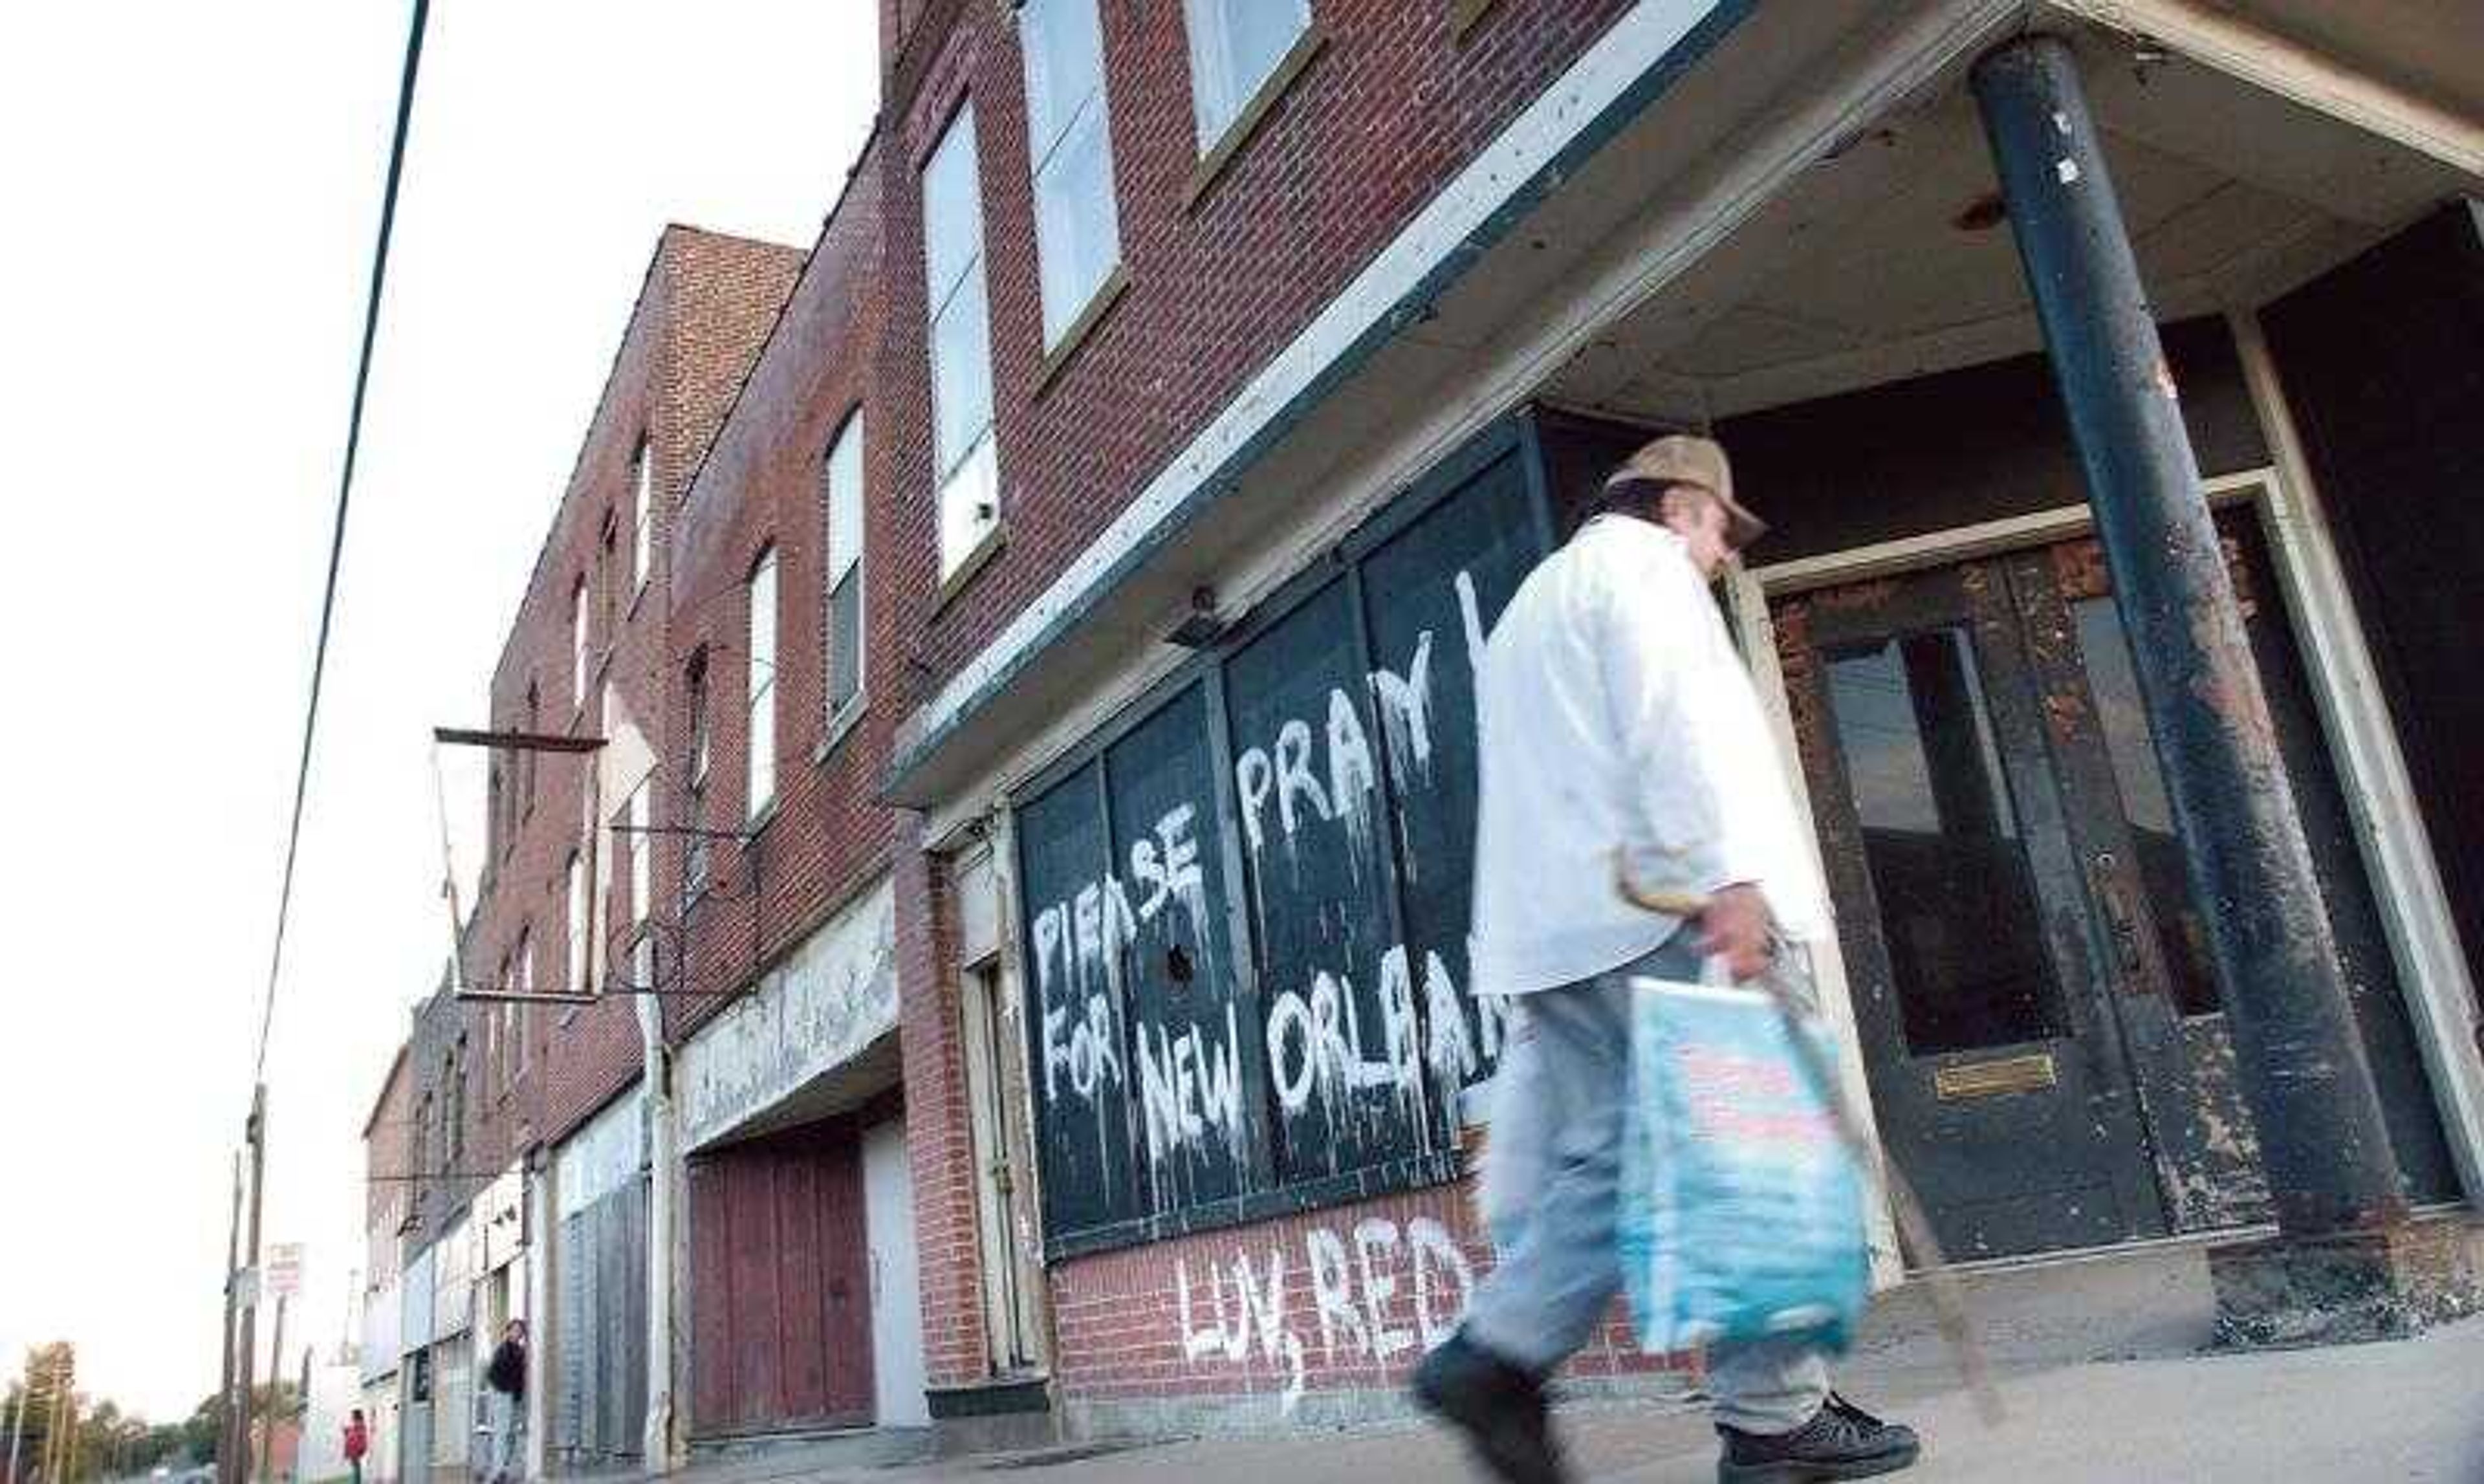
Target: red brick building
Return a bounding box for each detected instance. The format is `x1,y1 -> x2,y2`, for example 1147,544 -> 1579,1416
380,224 -> 804,1479
862,0 -> 2484,1445
364,0 -> 2484,1465
657,140 -> 933,1447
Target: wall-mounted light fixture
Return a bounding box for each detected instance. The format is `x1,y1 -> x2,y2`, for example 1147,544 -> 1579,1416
1165,586 -> 1228,649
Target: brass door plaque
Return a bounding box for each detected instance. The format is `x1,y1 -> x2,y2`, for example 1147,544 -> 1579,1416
1934,1052 -> 2059,1101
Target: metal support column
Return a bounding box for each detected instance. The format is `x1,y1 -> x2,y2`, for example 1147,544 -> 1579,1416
1970,35 -> 2406,1238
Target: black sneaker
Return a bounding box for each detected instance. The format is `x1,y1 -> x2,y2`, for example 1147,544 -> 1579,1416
1716,1392 -> 1921,1482
1410,1330 -> 1569,1484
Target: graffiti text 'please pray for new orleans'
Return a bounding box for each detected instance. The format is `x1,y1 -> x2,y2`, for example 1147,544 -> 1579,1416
1030,570 -> 1511,1186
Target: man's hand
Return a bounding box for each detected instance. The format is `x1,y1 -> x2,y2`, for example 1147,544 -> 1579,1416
1695,883 -> 1774,980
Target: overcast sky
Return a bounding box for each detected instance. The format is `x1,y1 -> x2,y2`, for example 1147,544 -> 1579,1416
0,1 -> 877,1423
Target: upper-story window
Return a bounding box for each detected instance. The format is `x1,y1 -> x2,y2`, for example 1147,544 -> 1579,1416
488,765 -> 507,864
523,682 -> 541,812
446,1037 -> 467,1166
565,849 -> 587,994
600,513 -> 620,635
823,410 -> 867,721
490,956 -> 511,1087
631,439 -> 654,600
512,928 -> 532,1078
571,577 -> 590,713
1020,0 -> 1120,346
621,780 -> 652,986
1182,0 -> 1311,149
684,653 -> 713,901
746,548 -> 779,819
923,102 -> 1000,577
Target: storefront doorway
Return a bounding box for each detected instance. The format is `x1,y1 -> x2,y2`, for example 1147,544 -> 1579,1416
1769,509 -> 2458,1260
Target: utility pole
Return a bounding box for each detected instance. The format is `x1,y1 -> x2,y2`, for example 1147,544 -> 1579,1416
254,1296 -> 285,1484
233,1089 -> 268,1484
217,1152 -> 243,1484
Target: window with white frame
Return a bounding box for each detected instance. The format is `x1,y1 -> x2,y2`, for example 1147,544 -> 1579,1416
631,440 -> 654,598
922,102 -> 1000,576
746,549 -> 779,819
593,726 -> 613,969
571,578 -> 589,711
446,1040 -> 466,1164
685,654 -> 712,902
823,410 -> 866,719
524,683 -> 541,811
514,929 -> 532,1076
1181,0 -> 1311,150
483,974 -> 501,1084
626,781 -> 652,987
565,850 -> 587,994
1020,0 -> 1120,345
688,654 -> 712,787
497,1002 -> 516,1086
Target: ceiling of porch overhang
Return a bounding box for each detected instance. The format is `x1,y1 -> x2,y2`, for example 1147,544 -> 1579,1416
1539,25 -> 2478,424
2229,0 -> 2484,122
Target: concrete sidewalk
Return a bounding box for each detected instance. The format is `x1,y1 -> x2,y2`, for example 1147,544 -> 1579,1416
660,1317 -> 2483,1483
657,1236 -> 2484,1483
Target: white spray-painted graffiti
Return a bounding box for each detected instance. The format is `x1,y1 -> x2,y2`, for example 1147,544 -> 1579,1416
1029,563 -> 1514,1197
1173,1216 -> 1476,1414
1236,571 -> 1509,1157
1031,798 -> 1246,1194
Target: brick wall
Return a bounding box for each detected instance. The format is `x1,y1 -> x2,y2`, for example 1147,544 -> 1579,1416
871,0 -> 1635,720
402,983 -> 481,1252
1046,1172 -> 1679,1421
374,0 -> 1692,1424
662,149 -> 898,1044
892,816 -> 990,1388
441,226 -> 802,1181
364,1046 -> 413,1289
867,0 -> 1640,1409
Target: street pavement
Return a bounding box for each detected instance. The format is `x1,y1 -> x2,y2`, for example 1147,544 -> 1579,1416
660,1236 -> 2484,1483
661,1313 -> 2483,1483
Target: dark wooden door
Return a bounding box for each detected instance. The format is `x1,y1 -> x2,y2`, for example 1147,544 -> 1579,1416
1778,519 -> 2459,1261
686,1125 -> 873,1438
2006,516 -> 2459,1224
1776,559 -> 2169,1259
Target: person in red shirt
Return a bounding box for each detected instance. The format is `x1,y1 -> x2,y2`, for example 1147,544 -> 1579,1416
341,1409 -> 369,1484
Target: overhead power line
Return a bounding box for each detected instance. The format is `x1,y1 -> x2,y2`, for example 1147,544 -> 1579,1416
250,0 -> 433,1088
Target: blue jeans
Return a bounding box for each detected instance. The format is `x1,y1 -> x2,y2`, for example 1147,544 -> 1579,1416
1463,933 -> 1831,1435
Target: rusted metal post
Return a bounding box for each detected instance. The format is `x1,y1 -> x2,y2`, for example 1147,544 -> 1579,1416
1970,35 -> 2406,1238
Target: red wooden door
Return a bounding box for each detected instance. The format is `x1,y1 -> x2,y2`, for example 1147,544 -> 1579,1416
688,1123 -> 874,1436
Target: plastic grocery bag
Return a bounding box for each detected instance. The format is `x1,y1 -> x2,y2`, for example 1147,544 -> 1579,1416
1617,968 -> 1869,1355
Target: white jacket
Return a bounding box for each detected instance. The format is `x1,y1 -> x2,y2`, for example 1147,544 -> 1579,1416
1469,515 -> 1829,995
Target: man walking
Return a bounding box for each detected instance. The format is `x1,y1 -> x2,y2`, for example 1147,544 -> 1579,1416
481,1320 -> 527,1484
342,1409 -> 367,1484
1412,437 -> 1921,1483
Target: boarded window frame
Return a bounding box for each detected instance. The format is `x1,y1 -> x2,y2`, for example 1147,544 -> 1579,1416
1012,415 -> 1556,1256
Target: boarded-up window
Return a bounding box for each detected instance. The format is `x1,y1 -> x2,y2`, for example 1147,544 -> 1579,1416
1014,430 -> 1545,1250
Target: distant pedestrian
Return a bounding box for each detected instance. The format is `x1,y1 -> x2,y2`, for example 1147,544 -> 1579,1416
1412,435 -> 1921,1482
482,1320 -> 527,1484
342,1410 -> 367,1484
